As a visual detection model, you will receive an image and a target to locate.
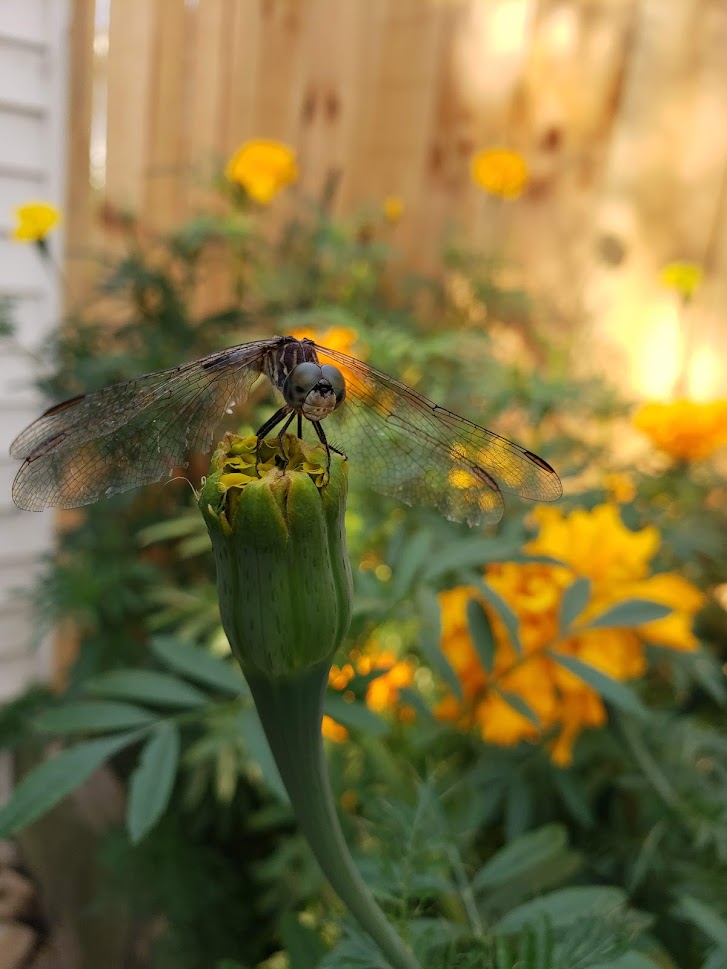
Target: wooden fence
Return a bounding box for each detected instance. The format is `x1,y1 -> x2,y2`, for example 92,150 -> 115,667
65,0 -> 727,399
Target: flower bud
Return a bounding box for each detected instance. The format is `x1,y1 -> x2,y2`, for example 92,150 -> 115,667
198,434 -> 352,677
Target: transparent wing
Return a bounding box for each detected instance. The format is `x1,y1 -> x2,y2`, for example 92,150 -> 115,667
314,343 -> 562,526
11,340 -> 275,511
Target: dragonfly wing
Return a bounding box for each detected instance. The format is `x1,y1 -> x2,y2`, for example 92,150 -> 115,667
314,343 -> 562,526
11,340 -> 273,510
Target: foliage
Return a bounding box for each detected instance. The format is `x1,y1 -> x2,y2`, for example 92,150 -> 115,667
1,159 -> 726,969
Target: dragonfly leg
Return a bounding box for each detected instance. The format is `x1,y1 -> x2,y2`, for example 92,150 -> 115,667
255,405 -> 293,469
297,413 -> 303,439
312,421 -> 346,477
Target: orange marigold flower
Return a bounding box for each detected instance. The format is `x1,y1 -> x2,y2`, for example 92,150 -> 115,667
471,148 -> 528,199
365,651 -> 415,715
659,261 -> 703,300
225,139 -> 298,204
436,503 -> 705,765
321,714 -> 349,743
329,647 -> 416,723
12,201 -> 60,242
603,472 -> 636,504
633,399 -> 727,462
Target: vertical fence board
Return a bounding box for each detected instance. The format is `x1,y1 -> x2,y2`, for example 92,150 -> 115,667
105,0 -> 157,212
144,0 -> 188,230
65,0 -> 97,307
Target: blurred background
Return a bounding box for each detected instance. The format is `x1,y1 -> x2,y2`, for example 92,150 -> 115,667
0,1 -> 726,968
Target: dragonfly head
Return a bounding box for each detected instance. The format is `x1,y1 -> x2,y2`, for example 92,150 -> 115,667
283,362 -> 346,421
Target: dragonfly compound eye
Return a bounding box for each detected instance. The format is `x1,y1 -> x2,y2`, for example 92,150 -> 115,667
320,365 -> 346,407
283,362 -> 324,407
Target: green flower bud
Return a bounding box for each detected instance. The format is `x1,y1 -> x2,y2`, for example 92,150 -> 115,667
198,433 -> 353,677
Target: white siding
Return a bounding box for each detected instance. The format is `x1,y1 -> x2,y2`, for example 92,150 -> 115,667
0,0 -> 70,702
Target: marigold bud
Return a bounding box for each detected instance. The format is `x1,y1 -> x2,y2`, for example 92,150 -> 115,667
198,433 -> 352,677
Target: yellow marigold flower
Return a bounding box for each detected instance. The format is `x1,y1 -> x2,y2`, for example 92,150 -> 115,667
321,714 -> 349,743
383,195 -> 404,223
289,325 -> 361,358
471,148 -> 528,199
329,647 -> 415,722
12,201 -> 60,242
660,261 -> 703,300
436,503 -> 705,765
633,399 -> 727,462
603,472 -> 636,504
365,651 -> 415,716
225,139 -> 298,205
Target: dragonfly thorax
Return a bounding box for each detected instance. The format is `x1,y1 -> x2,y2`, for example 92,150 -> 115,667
282,361 -> 346,421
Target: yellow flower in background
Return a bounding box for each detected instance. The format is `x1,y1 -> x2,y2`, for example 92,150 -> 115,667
660,261 -> 703,300
383,195 -> 404,223
363,651 -> 415,717
328,646 -> 416,729
321,715 -> 349,743
633,399 -> 727,462
225,139 -> 298,204
603,472 -> 636,504
437,503 -> 705,766
471,148 -> 528,199
289,325 -> 361,358
11,201 -> 60,242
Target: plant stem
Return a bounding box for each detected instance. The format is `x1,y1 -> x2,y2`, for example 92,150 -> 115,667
245,660 -> 421,969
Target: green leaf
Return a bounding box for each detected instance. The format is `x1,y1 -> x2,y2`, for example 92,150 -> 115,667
127,721 -> 180,843
475,579 -> 522,654
467,597 -> 495,673
148,635 -> 247,696
416,588 -> 462,699
0,732 -> 140,836
280,912 -> 327,969
591,954 -> 662,969
33,700 -> 156,734
497,886 -> 627,932
559,577 -> 591,631
420,537 -> 522,581
494,687 -> 541,728
676,894 -> 727,949
473,824 -> 568,892
390,530 -> 432,601
86,669 -> 209,708
323,694 -> 389,737
548,652 -> 648,718
582,599 -> 672,629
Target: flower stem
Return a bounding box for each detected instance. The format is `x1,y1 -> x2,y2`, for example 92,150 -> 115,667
245,660 -> 421,969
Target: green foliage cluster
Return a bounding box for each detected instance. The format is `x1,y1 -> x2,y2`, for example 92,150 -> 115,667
1,183 -> 726,969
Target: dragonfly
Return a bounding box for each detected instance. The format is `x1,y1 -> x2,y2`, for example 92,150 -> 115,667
10,335 -> 562,525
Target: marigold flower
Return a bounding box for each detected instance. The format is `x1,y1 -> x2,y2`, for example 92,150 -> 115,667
471,148 -> 528,199
329,647 -> 415,723
633,399 -> 727,462
436,503 -> 705,765
659,261 -> 703,300
225,139 -> 298,205
603,472 -> 636,504
322,715 -> 349,743
11,201 -> 60,242
383,195 -> 404,223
